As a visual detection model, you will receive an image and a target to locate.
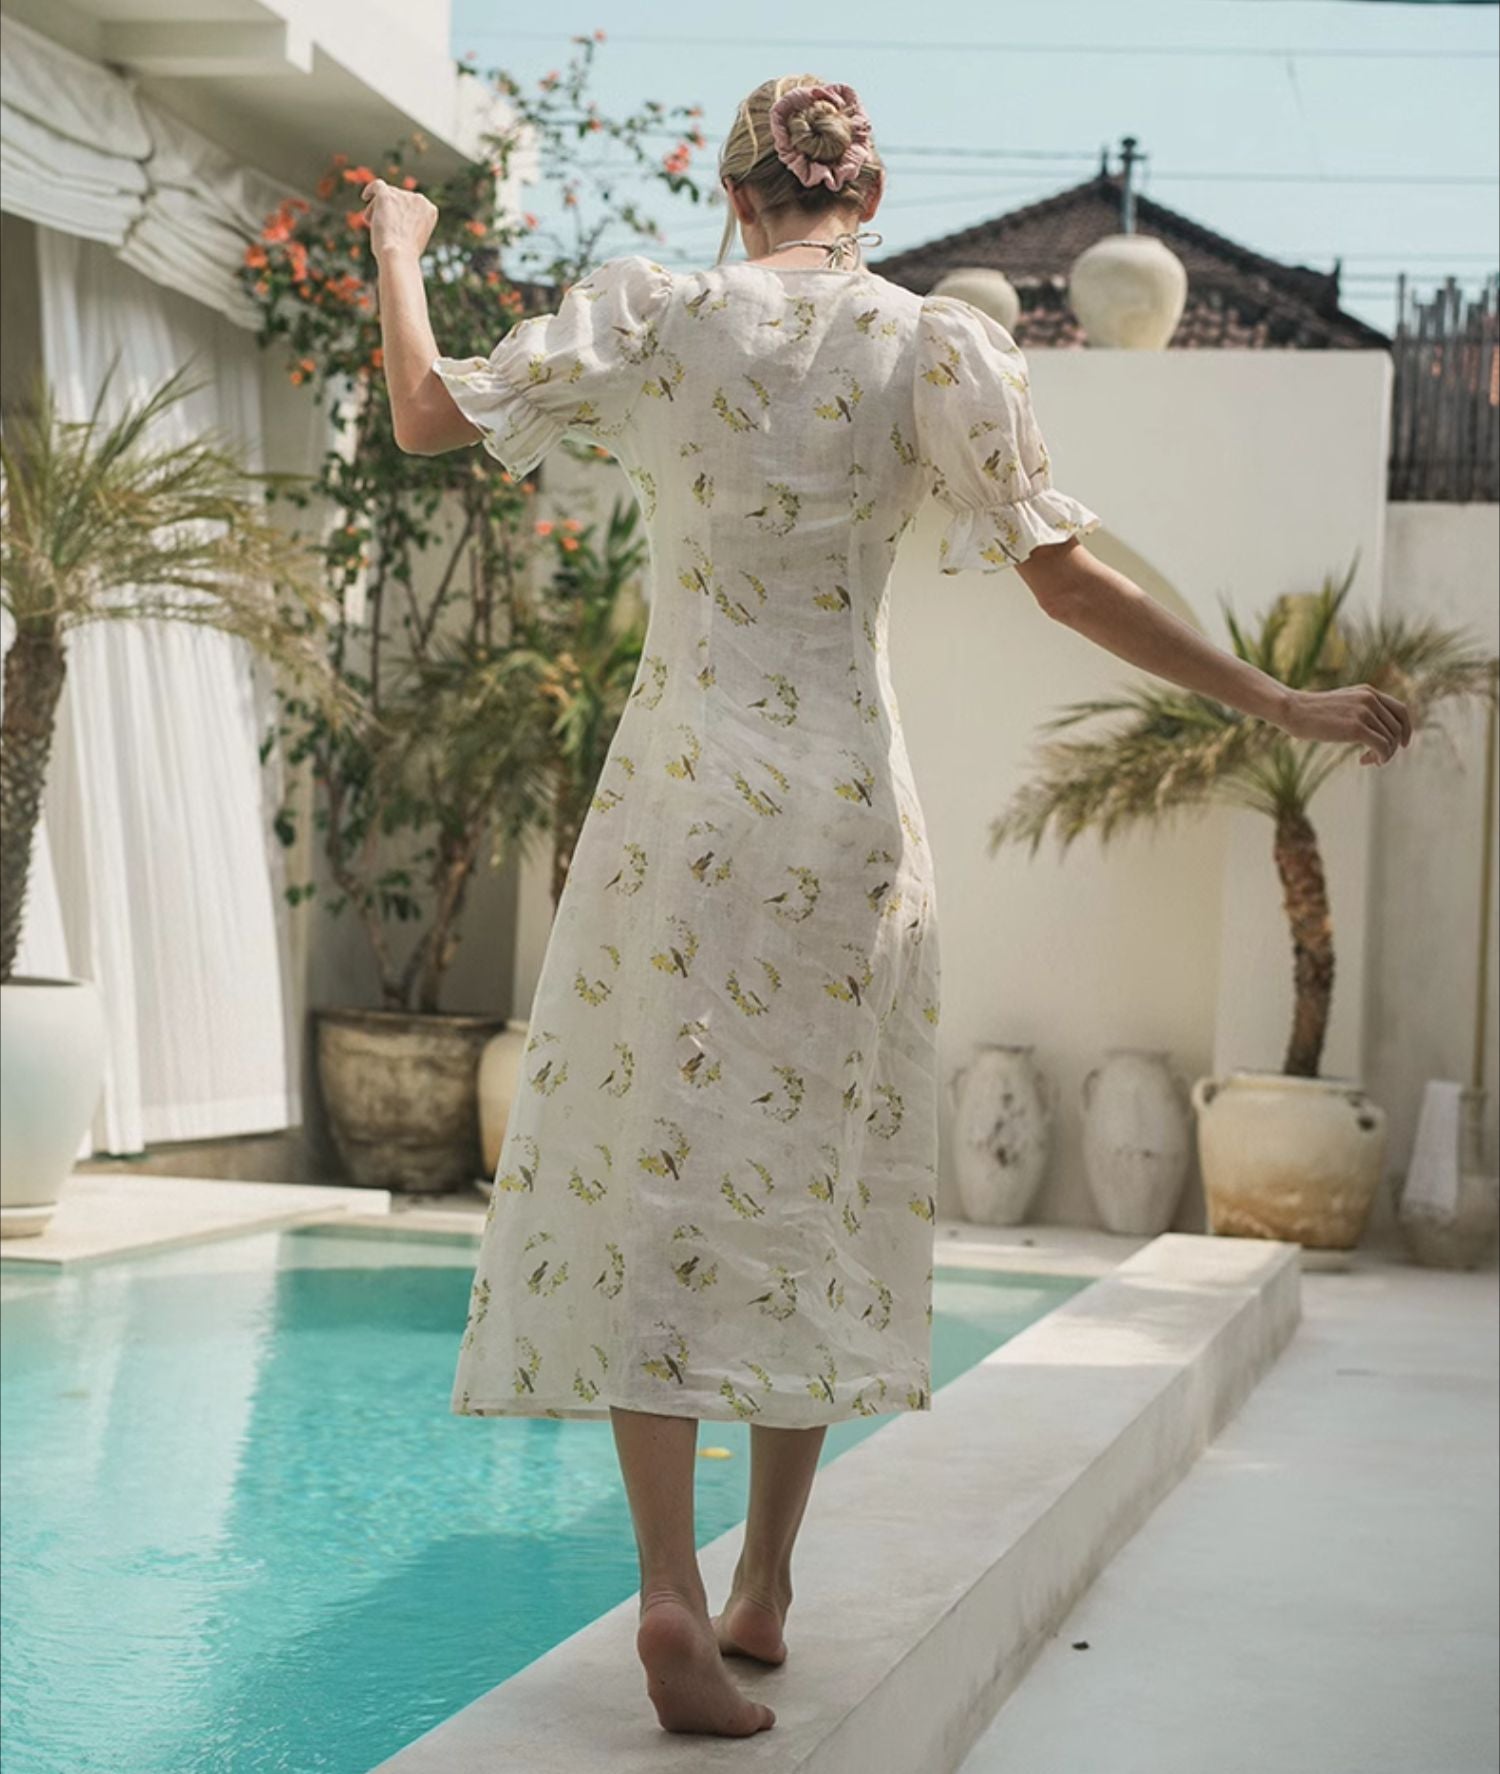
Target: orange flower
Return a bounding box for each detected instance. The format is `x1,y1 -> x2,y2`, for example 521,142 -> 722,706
262,217 -> 293,245
298,357 -> 316,374
343,165 -> 377,185
403,175 -> 418,190
254,280 -> 270,297
370,347 -> 384,370
522,481 -> 536,495
594,27 -> 606,40
562,517 -> 583,532
244,244 -> 268,269
464,219 -> 486,238
523,211 -> 539,230
290,369 -> 305,385
501,470 -> 514,485
534,519 -> 555,536
561,536 -> 580,552
348,211 -> 370,231
287,197 -> 310,213
316,174 -> 337,200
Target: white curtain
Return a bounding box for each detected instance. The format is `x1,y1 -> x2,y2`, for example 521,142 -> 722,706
29,227 -> 299,1151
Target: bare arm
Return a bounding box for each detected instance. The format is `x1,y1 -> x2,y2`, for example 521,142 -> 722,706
1016,539 -> 1412,766
362,178 -> 481,456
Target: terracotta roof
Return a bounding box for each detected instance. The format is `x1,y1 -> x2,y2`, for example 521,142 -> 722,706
869,173 -> 1389,350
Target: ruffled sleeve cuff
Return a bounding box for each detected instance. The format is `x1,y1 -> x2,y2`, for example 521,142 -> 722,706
430,349 -> 566,480
937,486 -> 1101,575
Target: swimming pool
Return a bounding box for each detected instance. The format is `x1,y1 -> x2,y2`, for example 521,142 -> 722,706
0,1225 -> 1090,1774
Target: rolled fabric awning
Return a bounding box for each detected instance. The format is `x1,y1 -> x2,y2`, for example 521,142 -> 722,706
1,12 -> 294,328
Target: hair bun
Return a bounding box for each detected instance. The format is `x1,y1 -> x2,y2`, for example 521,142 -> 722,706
768,82 -> 874,192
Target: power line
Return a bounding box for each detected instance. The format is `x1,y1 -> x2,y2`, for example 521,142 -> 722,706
458,29 -> 1498,60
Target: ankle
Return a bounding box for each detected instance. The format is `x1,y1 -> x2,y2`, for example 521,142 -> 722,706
731,1557 -> 793,1611
640,1576 -> 709,1616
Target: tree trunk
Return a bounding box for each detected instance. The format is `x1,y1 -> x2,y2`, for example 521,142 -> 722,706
1272,807 -> 1334,1078
1,629 -> 68,982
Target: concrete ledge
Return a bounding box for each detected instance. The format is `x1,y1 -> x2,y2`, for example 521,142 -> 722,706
374,1231 -> 1301,1774
0,1172 -> 392,1267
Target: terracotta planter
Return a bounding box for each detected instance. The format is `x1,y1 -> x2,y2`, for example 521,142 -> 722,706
1190,1069 -> 1387,1250
0,977 -> 106,1238
316,1008 -> 507,1194
947,1043 -> 1053,1225
1082,1048 -> 1192,1236
477,1019 -> 530,1177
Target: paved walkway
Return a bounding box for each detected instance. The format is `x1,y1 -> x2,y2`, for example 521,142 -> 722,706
959,1240 -> 1499,1774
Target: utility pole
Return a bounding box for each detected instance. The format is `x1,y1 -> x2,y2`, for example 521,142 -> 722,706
1119,135 -> 1143,235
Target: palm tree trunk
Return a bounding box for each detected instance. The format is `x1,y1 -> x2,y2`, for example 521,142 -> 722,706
1,629 -> 68,982
1272,807 -> 1334,1077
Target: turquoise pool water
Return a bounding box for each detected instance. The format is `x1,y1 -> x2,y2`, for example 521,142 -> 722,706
0,1227 -> 1090,1774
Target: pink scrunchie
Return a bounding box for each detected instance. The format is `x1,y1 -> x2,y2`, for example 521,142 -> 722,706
768,83 -> 874,193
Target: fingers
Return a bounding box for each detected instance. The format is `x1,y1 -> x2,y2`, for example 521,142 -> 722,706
1377,688 -> 1413,746
362,178 -> 386,202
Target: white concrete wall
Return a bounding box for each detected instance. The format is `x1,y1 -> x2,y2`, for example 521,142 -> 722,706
1365,502 -> 1500,1232
893,349 -> 1392,1226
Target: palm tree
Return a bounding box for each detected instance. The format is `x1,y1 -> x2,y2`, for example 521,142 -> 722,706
989,564 -> 1499,1078
0,362 -> 337,981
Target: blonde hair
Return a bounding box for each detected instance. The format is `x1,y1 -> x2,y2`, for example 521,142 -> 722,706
715,75 -> 885,265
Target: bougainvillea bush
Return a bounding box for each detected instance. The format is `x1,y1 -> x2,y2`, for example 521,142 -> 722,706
242,31 -> 707,1011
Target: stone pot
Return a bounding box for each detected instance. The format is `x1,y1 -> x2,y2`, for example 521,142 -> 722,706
1398,1084 -> 1498,1271
0,977 -> 107,1239
1082,1047 -> 1192,1235
1068,234 -> 1188,349
1190,1069 -> 1387,1250
478,1019 -> 530,1177
947,1043 -> 1053,1225
929,266 -> 1021,334
316,1008 -> 507,1194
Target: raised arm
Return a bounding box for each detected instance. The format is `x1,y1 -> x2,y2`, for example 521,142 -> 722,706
1016,539 -> 1412,767
362,178 -> 480,456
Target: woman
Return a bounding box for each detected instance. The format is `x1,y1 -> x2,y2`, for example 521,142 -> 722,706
366,75 -> 1410,1740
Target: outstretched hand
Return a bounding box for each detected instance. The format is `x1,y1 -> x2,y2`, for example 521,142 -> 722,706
1281,683 -> 1413,766
361,177 -> 438,263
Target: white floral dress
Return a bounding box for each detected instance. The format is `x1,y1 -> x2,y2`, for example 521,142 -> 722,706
432,255 -> 1098,1426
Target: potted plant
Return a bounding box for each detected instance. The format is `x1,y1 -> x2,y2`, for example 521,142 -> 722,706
988,563 -> 1499,1250
244,36 -> 707,1192
0,367 -> 333,1237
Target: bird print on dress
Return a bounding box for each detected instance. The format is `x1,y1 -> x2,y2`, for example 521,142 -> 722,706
431,251 -> 1098,1425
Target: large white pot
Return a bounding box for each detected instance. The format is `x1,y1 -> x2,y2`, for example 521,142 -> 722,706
0,977 -> 107,1239
477,1018 -> 530,1177
1190,1069 -> 1387,1250
929,266 -> 1021,334
947,1043 -> 1054,1225
1069,234 -> 1188,349
1081,1048 -> 1192,1235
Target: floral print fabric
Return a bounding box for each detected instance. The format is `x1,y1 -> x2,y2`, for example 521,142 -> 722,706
432,255 -> 1098,1425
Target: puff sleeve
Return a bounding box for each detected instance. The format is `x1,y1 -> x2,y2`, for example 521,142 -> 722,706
913,293 -> 1100,574
431,253 -> 674,477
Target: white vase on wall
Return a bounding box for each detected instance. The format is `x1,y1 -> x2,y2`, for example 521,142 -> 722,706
1081,1048 -> 1193,1235
928,266 -> 1021,335
947,1043 -> 1054,1225
1068,235 -> 1188,349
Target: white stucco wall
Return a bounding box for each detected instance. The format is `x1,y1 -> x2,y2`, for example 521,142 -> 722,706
892,350 -> 1392,1225
1365,501 -> 1500,1232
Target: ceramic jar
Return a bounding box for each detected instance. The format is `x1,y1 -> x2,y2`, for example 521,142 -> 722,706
948,1043 -> 1054,1225
1082,1048 -> 1192,1235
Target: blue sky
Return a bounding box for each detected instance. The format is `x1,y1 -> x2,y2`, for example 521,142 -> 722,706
448,1 -> 1499,332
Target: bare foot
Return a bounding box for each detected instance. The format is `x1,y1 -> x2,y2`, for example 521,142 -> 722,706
637,1592 -> 776,1736
712,1587 -> 789,1665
